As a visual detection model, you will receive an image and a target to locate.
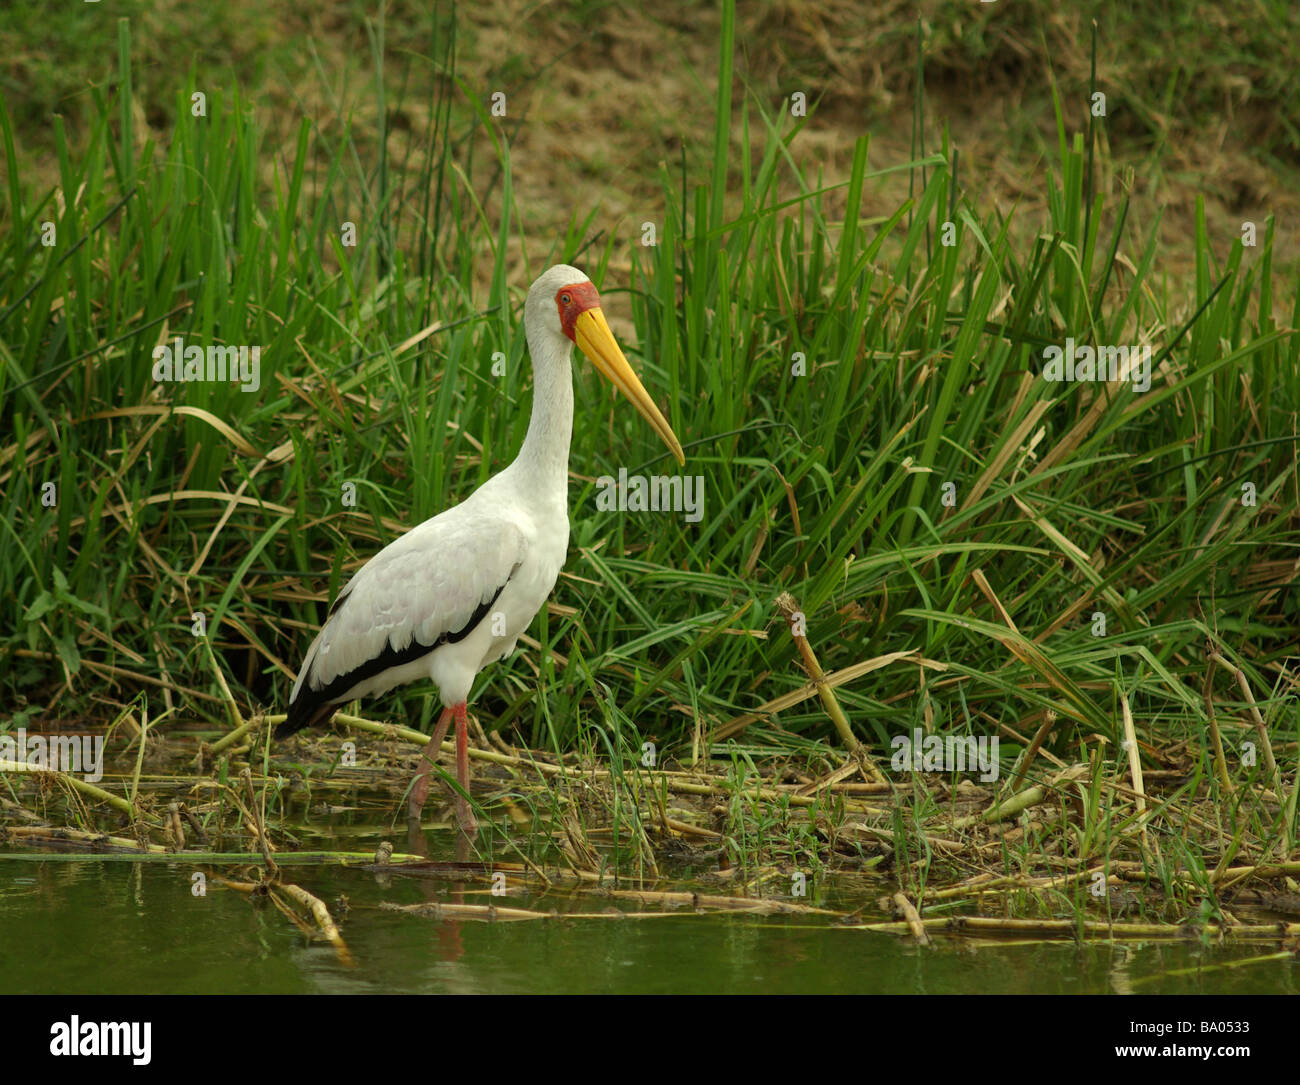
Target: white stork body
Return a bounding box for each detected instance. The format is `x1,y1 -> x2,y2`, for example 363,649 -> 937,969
279,264 -> 683,832
286,449 -> 571,716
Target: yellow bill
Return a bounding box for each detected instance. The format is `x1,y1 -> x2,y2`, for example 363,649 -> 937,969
575,307 -> 685,465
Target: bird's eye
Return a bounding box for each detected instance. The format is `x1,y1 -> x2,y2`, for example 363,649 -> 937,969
560,293 -> 572,306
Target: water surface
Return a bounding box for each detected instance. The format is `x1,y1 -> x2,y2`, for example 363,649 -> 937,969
2,846 -> 1294,995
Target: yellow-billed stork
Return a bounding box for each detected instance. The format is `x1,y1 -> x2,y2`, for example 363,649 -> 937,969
277,264 -> 684,832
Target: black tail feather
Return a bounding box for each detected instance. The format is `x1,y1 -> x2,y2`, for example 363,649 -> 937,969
275,696 -> 336,740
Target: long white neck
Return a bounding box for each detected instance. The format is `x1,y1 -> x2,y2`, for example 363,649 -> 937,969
511,325 -> 573,496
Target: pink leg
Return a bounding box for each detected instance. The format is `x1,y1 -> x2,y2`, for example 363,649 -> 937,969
408,707 -> 454,820
453,701 -> 477,834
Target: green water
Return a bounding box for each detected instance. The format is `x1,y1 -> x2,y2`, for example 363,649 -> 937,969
2,850 -> 1295,994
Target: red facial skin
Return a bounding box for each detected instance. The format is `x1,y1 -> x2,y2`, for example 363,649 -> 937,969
556,281 -> 601,341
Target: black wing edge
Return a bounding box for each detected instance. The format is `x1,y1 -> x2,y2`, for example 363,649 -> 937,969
276,579 -> 510,741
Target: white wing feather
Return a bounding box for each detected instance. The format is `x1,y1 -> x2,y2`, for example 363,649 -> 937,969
292,503 -> 528,702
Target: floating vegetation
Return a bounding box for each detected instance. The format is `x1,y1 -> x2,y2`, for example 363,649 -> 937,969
3,694 -> 1298,960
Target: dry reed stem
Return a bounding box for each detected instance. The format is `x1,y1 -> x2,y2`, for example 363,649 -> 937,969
661,814 -> 723,839
203,720 -> 258,759
774,592 -> 860,750
713,650 -> 944,741
1119,694 -> 1150,855
262,712 -> 891,812
0,796 -> 43,823
203,636 -> 244,731
1223,654 -> 1281,794
383,900 -> 554,921
166,801 -> 185,850
891,891 -> 932,945
1,825 -> 168,852
600,888 -> 839,915
949,765 -> 1088,829
1213,860 -> 1300,888
1203,643 -> 1235,793
0,759 -> 150,823
857,916 -> 1300,940
1006,709 -> 1058,793
925,862 -> 1145,902
227,768 -> 278,877
274,882 -> 354,965
383,901 -> 759,923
